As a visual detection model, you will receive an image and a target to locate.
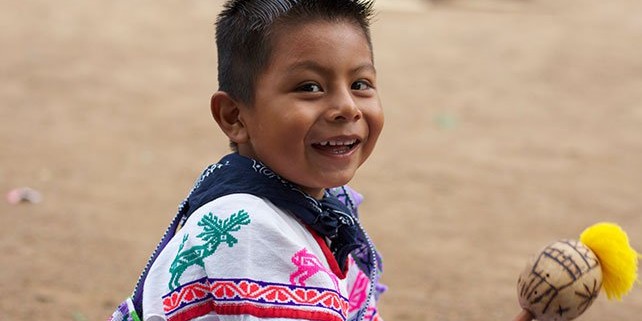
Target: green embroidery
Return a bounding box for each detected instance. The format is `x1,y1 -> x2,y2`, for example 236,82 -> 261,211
130,310 -> 141,321
168,209 -> 251,290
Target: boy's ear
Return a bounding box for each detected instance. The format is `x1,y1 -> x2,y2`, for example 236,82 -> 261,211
210,91 -> 249,144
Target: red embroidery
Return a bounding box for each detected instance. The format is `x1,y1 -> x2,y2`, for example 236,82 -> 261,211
168,302 -> 214,321
214,303 -> 346,321
307,227 -> 348,279
163,278 -> 349,321
163,280 -> 211,313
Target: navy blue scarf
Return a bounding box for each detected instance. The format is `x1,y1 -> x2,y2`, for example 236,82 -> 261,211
185,153 -> 361,268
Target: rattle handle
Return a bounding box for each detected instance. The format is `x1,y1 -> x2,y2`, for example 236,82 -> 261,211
512,309 -> 533,321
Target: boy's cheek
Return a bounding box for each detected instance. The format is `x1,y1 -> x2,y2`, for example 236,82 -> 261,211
369,111 -> 385,135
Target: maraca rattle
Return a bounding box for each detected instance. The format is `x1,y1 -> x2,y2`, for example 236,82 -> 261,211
513,222 -> 640,321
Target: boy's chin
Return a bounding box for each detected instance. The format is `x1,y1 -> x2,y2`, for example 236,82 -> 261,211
298,178 -> 354,198
321,176 -> 356,191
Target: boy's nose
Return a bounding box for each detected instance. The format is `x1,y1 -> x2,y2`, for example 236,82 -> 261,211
328,91 -> 362,122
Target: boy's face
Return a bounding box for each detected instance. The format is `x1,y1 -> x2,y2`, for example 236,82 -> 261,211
237,20 -> 384,199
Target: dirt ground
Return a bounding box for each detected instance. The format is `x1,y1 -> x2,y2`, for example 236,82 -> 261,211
1,0 -> 641,320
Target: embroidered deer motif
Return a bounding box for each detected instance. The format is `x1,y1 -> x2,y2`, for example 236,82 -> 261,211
168,210 -> 251,290
289,248 -> 340,290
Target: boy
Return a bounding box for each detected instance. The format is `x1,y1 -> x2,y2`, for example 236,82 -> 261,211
110,0 -> 385,320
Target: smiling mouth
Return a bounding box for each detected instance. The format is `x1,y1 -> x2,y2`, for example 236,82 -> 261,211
312,138 -> 360,154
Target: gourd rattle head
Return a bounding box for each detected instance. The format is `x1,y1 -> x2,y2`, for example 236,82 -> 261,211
513,222 -> 639,321
517,240 -> 602,321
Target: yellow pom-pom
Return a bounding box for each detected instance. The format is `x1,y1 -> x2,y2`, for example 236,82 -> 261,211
579,222 -> 640,300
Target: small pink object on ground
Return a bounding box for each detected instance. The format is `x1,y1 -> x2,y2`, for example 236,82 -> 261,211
6,187 -> 43,205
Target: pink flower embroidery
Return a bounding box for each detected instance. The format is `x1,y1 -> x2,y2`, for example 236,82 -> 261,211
290,248 -> 340,290
348,270 -> 369,313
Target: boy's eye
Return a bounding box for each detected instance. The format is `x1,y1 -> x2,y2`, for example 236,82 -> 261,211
297,83 -> 323,93
351,80 -> 372,91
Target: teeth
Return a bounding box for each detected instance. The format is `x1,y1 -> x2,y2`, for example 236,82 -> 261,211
318,139 -> 357,146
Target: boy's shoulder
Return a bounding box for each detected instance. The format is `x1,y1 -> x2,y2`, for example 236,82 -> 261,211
183,193 -> 306,236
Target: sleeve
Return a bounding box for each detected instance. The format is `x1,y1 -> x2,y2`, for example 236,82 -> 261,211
143,193 -> 353,321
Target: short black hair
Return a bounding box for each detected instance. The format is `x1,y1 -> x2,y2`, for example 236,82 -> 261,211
215,0 -> 375,105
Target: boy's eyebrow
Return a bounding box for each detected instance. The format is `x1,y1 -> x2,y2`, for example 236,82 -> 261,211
285,60 -> 377,76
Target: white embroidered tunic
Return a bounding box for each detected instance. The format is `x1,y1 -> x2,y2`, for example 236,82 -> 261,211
133,193 -> 382,321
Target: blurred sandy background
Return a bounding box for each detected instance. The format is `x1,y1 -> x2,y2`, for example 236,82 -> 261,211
1,0 -> 641,320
